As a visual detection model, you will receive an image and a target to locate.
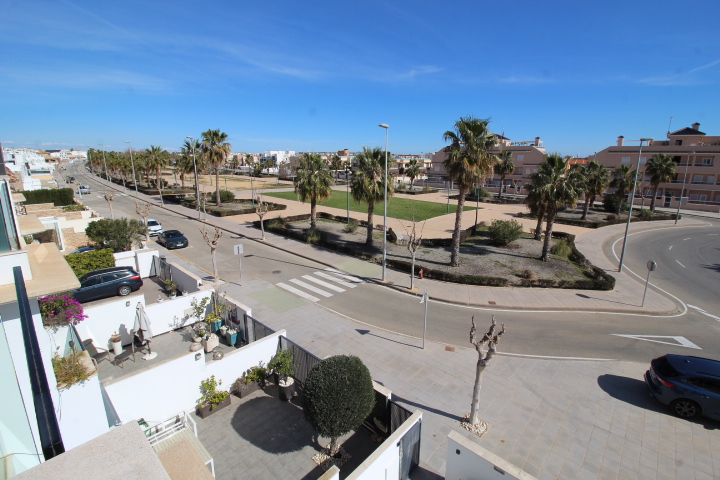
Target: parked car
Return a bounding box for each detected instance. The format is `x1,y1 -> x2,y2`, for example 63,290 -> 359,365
644,354 -> 720,420
78,185 -> 91,194
67,176 -> 75,183
72,267 -> 143,303
142,218 -> 163,236
68,246 -> 104,255
156,230 -> 189,250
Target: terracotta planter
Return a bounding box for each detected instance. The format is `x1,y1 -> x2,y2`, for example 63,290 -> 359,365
196,397 -> 231,418
234,382 -> 260,398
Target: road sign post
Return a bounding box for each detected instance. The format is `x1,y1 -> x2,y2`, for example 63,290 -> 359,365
234,244 -> 244,284
642,260 -> 657,307
420,290 -> 429,349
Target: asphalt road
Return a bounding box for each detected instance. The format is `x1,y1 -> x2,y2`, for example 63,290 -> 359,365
63,163 -> 720,363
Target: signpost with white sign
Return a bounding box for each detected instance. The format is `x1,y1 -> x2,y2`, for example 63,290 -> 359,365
642,260 -> 657,307
234,244 -> 244,284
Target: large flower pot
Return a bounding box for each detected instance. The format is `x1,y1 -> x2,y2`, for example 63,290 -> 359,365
234,382 -> 260,399
224,332 -> 238,346
209,320 -> 223,333
278,377 -> 295,401
196,397 -> 231,419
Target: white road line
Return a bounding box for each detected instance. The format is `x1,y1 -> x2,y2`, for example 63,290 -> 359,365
683,238 -> 691,240
612,334 -> 701,349
315,271 -> 357,288
323,268 -> 364,283
709,234 -> 719,236
289,279 -> 333,297
302,275 -> 346,292
688,305 -> 720,322
669,245 -> 673,250
276,283 -> 319,302
676,260 -> 685,268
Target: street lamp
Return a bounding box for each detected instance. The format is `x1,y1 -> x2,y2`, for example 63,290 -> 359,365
125,141 -> 139,198
618,138 -> 653,273
346,164 -> 351,224
186,136 -> 202,220
99,144 -> 109,182
675,151 -> 693,224
379,123 -> 389,282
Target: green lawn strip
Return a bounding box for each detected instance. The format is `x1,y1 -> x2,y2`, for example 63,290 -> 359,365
265,190 -> 475,221
249,287 -> 308,313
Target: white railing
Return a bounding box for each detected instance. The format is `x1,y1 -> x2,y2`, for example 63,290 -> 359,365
145,411 -> 194,446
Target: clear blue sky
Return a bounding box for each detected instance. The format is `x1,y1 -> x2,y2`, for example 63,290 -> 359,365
1,0 -> 718,156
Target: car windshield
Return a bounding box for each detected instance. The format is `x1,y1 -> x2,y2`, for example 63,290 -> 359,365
148,221 -> 159,226
652,356 -> 681,378
166,232 -> 182,238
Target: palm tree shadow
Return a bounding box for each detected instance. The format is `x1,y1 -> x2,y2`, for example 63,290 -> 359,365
701,263 -> 720,273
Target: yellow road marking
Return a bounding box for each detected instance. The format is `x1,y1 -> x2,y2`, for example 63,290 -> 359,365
171,250 -> 223,281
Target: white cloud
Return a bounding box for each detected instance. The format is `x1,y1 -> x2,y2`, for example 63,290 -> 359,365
639,58 -> 720,86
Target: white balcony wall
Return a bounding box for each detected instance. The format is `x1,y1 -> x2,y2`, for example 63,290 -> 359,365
56,371 -> 109,450
104,330 -> 285,423
445,430 -> 537,480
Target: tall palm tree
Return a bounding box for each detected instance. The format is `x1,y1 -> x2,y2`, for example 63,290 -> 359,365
534,153 -> 584,262
201,129 -> 232,206
405,159 -> 422,189
494,150 -> 515,199
524,181 -> 546,241
351,147 -> 394,246
443,116 -> 498,266
645,154 -> 676,212
145,145 -> 168,204
609,164 -> 635,215
580,161 -> 610,220
330,154 -> 343,180
294,153 -> 334,229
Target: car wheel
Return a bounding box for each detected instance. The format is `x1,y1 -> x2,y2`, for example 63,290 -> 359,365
118,285 -> 132,296
670,399 -> 701,419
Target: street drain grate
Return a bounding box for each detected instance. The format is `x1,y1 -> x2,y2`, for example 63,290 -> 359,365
445,345 -> 455,352
273,270 -> 281,274
488,301 -> 496,305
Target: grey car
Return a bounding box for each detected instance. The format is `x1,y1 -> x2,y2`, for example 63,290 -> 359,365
157,230 -> 189,250
644,354 -> 720,420
72,267 -> 143,303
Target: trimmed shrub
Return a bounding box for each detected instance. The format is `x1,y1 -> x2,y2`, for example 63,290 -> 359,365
303,355 -> 375,453
602,194 -> 628,214
521,269 -> 537,280
85,218 -> 147,252
65,248 -> 115,278
21,188 -> 74,206
219,189 -> 235,203
487,219 -> 524,246
62,204 -> 86,212
638,208 -> 653,220
53,351 -> 92,389
550,239 -> 572,258
343,218 -> 359,233
605,214 -> 618,221
306,228 -> 325,244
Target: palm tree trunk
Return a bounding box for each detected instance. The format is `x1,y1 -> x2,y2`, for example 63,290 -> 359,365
215,167 -> 221,206
581,196 -> 591,220
180,173 -> 185,189
616,190 -> 624,215
650,186 -> 658,212
498,175 -> 505,199
534,206 -> 545,241
541,210 -> 556,262
310,198 -> 317,229
366,201 -> 375,246
157,169 -> 164,205
450,186 -> 467,267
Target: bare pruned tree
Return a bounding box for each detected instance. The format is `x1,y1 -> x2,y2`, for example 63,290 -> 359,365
468,315 -> 505,426
135,201 -> 151,243
255,194 -> 269,241
103,191 -> 116,219
200,225 -> 223,283
400,211 -> 426,290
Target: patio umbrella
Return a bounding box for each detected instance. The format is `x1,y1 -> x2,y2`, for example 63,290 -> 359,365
134,302 -> 157,360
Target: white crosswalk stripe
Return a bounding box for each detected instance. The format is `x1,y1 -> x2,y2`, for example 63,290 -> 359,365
323,268 -> 364,283
289,279 -> 333,297
302,275 -> 346,292
314,271 -> 357,288
276,283 -> 319,302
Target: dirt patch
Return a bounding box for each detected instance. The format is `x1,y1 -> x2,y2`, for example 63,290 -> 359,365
291,219 -> 588,286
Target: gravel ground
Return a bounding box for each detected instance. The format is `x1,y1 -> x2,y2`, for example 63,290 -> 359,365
290,219 -> 588,285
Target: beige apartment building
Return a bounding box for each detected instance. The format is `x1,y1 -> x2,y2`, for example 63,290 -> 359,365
594,123 -> 720,211
430,134 -> 547,194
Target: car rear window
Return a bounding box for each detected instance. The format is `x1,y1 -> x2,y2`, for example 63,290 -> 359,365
652,356 -> 681,377
148,221 -> 159,226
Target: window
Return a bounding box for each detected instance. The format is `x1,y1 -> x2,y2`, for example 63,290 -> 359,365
689,194 -> 698,201
517,155 -> 524,162
639,157 -> 646,164
702,158 -> 714,166
675,140 -> 683,146
699,195 -> 707,202
693,175 -> 703,183
622,157 -> 630,164
434,166 -> 439,172
526,168 -> 531,175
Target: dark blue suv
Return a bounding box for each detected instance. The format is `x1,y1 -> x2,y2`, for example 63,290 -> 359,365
72,267 -> 143,303
645,354 -> 720,420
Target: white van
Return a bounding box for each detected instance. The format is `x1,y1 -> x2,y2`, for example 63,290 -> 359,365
78,185 -> 91,194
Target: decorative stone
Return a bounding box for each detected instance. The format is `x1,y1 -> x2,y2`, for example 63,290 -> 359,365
189,343 -> 202,352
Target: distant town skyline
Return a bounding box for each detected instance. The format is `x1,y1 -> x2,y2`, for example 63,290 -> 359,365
1,1 -> 718,156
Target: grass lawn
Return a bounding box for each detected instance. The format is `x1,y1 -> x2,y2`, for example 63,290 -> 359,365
265,190 -> 476,221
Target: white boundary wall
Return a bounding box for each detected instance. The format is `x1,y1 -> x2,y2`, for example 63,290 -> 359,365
104,329 -> 285,423
56,371 -> 109,450
445,430 -> 538,480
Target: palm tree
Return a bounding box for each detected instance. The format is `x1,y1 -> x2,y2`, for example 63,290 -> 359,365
494,150 -> 515,199
330,154 -> 343,180
351,147 -> 394,246
405,159 -> 422,189
534,153 -> 584,261
609,164 -> 635,215
524,181 -> 546,241
294,153 -> 334,229
443,116 -> 498,267
201,129 -> 232,206
145,145 -> 168,204
645,154 -> 676,212
580,161 -> 610,220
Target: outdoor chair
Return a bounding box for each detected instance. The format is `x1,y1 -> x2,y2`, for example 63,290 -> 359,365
113,341 -> 136,369
83,339 -> 110,367
133,329 -> 152,355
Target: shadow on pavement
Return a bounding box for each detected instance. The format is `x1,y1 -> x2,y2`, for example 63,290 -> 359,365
391,394 -> 464,423
356,329 -> 420,349
597,374 -> 719,430
576,293 -> 638,307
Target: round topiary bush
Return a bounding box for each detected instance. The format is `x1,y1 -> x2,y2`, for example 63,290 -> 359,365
219,189 -> 236,203
487,219 -> 524,246
303,355 -> 375,455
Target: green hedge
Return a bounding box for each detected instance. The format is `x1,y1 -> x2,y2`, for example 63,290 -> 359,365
519,212 -> 679,229
64,249 -> 115,279
21,188 -> 74,206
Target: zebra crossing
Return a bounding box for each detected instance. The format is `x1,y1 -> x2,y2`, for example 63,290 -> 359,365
276,268 -> 365,302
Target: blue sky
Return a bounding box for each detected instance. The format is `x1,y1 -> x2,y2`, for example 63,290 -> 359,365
1,0 -> 719,156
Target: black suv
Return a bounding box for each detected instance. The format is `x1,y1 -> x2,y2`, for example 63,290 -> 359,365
645,354 -> 720,420
72,267 -> 143,303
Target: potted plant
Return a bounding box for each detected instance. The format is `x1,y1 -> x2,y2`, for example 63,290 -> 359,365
157,295 -> 164,303
268,349 -> 295,401
110,332 -> 122,355
163,278 -> 178,296
182,290 -> 188,296
231,376 -> 259,399
38,295 -> 87,331
196,375 -> 230,418
224,327 -> 239,346
192,325 -> 207,343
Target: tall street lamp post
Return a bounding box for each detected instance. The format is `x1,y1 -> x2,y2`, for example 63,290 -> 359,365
675,151 -> 693,224
379,123 -> 389,282
618,138 -> 653,272
346,165 -> 351,224
125,141 -> 139,198
186,136 -> 201,220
